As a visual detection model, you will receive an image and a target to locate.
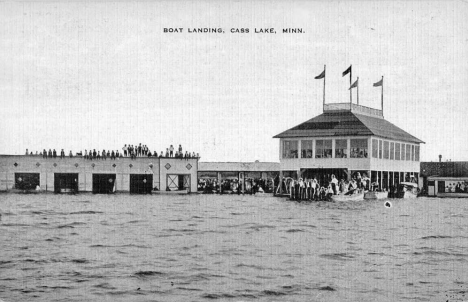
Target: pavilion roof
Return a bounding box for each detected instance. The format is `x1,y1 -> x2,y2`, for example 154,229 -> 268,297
273,111 -> 424,144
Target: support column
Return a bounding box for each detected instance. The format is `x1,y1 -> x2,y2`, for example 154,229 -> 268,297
278,171 -> 283,195
298,140 -> 302,159
40,172 -> 47,190
46,172 -> 54,192
78,173 -> 86,191
85,173 -> 92,192
115,173 -> 124,192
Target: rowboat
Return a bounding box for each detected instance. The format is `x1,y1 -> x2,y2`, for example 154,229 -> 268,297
330,191 -> 364,202
364,191 -> 388,200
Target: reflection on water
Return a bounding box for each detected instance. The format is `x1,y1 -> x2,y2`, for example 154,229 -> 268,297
1,194 -> 468,302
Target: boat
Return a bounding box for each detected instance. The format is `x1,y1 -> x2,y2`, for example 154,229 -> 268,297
153,189 -> 189,195
364,191 -> 388,200
8,188 -> 41,194
395,182 -> 419,199
330,191 -> 364,202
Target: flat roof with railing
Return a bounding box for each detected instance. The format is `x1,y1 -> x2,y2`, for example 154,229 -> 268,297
323,103 -> 383,118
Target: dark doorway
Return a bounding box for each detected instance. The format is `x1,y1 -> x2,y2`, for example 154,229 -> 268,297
92,174 -> 116,194
14,173 -> 40,190
382,171 -> 389,190
178,175 -> 184,190
130,174 -> 153,194
437,181 -> 445,193
54,173 -> 78,193
371,171 -> 378,187
394,171 -> 400,186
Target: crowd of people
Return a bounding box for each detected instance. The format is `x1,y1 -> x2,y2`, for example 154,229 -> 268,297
23,144 -> 200,160
280,172 -> 372,201
198,178 -> 273,194
444,181 -> 468,193
121,144 -> 199,159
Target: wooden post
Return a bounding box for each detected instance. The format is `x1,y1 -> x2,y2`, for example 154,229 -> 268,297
323,65 -> 326,108
381,76 -> 384,117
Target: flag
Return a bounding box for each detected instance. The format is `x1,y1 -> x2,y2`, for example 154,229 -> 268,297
315,69 -> 325,79
342,65 -> 352,77
373,78 -> 383,87
349,79 -> 358,90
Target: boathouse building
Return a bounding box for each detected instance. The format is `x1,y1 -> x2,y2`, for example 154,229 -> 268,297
274,103 -> 424,190
0,155 -> 198,193
421,161 -> 468,197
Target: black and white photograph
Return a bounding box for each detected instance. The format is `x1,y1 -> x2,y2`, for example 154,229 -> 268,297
1,1 -> 468,301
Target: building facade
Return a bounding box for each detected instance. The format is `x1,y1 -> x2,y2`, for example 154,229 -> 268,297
421,161 -> 468,197
0,155 -> 198,193
274,103 -> 424,190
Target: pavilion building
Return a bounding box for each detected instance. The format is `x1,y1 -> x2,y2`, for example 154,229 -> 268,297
273,103 -> 424,190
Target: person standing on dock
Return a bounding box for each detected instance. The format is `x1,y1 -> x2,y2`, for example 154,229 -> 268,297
355,172 -> 362,189
299,178 -> 305,199
169,145 -> 174,157
305,179 -> 311,200
330,174 -> 338,195
123,144 -> 128,157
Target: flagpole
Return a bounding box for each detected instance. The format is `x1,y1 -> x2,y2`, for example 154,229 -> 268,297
323,65 -> 326,109
350,65 -> 352,105
381,76 -> 384,117
357,77 -> 359,105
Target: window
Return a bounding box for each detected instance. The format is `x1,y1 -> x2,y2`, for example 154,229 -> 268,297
395,143 -> 400,160
372,139 -> 378,158
282,140 -> 298,158
379,140 -> 383,159
383,141 -> 390,159
350,139 -> 368,158
335,139 -> 347,158
401,143 -> 405,160
301,140 -> 313,158
411,145 -> 415,161
390,142 -> 395,160
405,144 -> 411,161
415,145 -> 420,161
316,139 -> 332,158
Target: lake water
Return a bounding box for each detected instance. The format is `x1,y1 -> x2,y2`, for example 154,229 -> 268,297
0,194 -> 467,302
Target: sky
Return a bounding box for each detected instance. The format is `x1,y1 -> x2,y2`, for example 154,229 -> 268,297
0,0 -> 467,162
